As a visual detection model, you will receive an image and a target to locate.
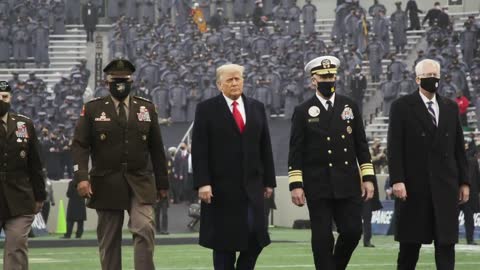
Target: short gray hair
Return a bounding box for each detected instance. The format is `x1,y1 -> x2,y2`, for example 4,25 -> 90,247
216,64 -> 244,83
415,59 -> 440,77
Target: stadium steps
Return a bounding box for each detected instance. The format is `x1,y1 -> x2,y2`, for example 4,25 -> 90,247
365,12 -> 480,145
0,25 -> 88,89
363,11 -> 480,137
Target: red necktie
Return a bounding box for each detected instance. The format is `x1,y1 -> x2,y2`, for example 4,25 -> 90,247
232,101 -> 245,133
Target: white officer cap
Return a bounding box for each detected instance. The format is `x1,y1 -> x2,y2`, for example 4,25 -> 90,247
304,56 -> 340,76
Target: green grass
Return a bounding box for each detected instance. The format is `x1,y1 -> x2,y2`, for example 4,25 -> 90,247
2,228 -> 480,270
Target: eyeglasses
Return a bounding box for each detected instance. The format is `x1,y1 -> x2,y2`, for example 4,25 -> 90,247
417,73 -> 440,78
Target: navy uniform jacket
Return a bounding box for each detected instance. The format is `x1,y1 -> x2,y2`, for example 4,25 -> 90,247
72,95 -> 168,210
288,94 -> 376,200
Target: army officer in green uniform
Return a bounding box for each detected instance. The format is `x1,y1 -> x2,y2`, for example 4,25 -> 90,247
72,59 -> 169,270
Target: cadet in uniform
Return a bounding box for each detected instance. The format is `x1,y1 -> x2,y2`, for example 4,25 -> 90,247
288,56 -> 376,270
72,59 -> 169,270
0,81 -> 46,270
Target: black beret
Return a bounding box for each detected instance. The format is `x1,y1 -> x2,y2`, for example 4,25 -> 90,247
0,81 -> 11,92
103,59 -> 136,75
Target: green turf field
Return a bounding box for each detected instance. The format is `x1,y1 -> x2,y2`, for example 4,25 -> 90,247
2,228 -> 479,269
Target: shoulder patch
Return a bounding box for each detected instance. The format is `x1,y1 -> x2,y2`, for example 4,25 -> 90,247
14,113 -> 31,120
133,96 -> 153,103
86,96 -> 104,103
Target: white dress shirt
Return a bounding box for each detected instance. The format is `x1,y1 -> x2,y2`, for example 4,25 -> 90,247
223,94 -> 246,125
419,91 -> 439,125
316,92 -> 336,111
188,153 -> 193,173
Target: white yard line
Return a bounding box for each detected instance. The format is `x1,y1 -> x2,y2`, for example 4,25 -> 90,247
154,262 -> 480,269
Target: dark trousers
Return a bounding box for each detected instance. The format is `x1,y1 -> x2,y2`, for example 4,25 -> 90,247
408,14 -> 421,30
362,201 -> 372,245
65,220 -> 84,238
60,151 -> 73,178
460,113 -> 468,127
172,179 -> 184,203
154,199 -> 168,233
213,205 -> 263,270
307,197 -> 363,270
460,204 -> 475,243
41,203 -> 51,224
185,173 -> 196,203
397,242 -> 455,270
86,29 -> 95,42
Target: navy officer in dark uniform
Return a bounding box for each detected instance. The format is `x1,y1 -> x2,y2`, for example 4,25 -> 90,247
72,59 -> 169,270
288,56 -> 377,270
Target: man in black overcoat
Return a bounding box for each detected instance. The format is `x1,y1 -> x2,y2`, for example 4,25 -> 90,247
192,63 -> 276,270
82,0 -> 98,42
462,141 -> 480,245
388,59 -> 469,270
64,179 -> 86,238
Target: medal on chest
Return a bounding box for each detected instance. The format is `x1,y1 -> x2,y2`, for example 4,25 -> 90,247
95,112 -> 111,122
137,106 -> 151,122
15,121 -> 29,140
308,106 -> 320,117
341,106 -> 354,121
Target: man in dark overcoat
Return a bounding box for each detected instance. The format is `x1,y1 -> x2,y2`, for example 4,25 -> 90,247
192,63 -> 276,270
82,0 -> 99,42
462,141 -> 480,245
64,179 -> 86,238
388,59 -> 469,270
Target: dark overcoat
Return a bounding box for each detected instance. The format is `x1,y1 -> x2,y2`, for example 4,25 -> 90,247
66,180 -> 86,221
388,91 -> 468,244
192,94 -> 276,251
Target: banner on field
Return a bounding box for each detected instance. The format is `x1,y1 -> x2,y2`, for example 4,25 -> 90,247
371,200 -> 480,239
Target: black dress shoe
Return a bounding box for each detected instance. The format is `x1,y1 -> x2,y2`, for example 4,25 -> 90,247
60,235 -> 71,239
364,243 -> 375,248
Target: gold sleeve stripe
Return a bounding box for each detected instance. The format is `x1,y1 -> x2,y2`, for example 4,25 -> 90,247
288,170 -> 302,176
360,163 -> 375,176
289,175 -> 303,183
360,163 -> 374,168
360,168 -> 375,176
288,170 -> 303,183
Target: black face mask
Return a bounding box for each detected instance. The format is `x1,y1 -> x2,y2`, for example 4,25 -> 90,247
420,77 -> 440,93
109,78 -> 132,101
316,81 -> 336,98
0,100 -> 10,116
